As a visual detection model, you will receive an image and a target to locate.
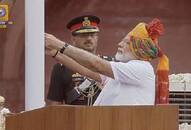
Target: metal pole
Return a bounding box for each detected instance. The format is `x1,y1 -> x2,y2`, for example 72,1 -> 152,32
25,0 -> 45,110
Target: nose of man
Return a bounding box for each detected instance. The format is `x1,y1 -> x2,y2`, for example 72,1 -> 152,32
118,41 -> 124,48
86,35 -> 94,41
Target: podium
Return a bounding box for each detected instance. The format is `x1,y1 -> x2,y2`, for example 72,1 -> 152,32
6,105 -> 178,130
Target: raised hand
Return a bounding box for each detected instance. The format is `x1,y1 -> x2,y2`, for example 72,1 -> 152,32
45,33 -> 64,51
45,47 -> 57,57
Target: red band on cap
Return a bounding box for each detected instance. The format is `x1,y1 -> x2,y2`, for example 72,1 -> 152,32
70,22 -> 98,32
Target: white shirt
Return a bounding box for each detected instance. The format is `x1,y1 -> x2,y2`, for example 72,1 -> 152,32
0,107 -> 10,129
94,60 -> 155,106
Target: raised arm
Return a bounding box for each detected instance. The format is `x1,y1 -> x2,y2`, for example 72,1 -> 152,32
46,49 -> 102,82
45,33 -> 114,78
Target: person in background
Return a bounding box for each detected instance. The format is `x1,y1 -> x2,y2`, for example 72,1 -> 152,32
47,15 -> 112,106
0,96 -> 10,130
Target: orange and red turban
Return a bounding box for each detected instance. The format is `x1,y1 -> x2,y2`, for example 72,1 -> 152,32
128,18 -> 169,104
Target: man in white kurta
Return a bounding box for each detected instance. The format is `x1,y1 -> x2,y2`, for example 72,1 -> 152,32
94,60 -> 155,105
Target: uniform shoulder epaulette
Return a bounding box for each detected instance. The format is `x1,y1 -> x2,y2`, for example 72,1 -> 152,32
72,73 -> 83,78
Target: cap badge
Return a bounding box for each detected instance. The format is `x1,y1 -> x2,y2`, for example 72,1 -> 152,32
82,17 -> 91,27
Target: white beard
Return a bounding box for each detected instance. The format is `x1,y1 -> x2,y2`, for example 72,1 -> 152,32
115,52 -> 135,62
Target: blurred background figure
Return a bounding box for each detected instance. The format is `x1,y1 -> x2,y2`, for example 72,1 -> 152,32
0,96 -> 10,130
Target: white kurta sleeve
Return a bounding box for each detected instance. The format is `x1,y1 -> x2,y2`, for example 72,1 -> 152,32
99,74 -> 110,86
110,61 -> 150,84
